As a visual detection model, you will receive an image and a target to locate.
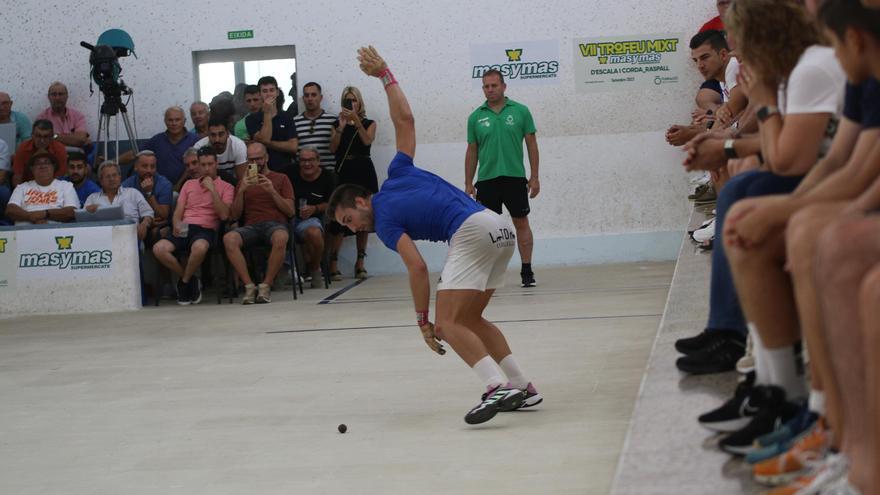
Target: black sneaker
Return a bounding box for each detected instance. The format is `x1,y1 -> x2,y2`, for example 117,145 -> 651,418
176,278 -> 190,306
464,385 -> 524,425
521,270 -> 536,288
189,276 -> 202,305
719,385 -> 801,455
675,332 -> 746,374
698,372 -> 757,432
676,329 -> 716,354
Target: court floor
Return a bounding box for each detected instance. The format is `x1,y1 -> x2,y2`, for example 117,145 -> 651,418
0,262 -> 673,495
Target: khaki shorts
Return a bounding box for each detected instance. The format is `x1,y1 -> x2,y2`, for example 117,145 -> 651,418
437,209 -> 516,291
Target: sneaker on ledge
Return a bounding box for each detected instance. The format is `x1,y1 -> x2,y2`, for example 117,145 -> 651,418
676,332 -> 746,374
675,328 -> 738,355
752,418 -> 830,485
718,385 -> 800,456
698,371 -> 757,432
753,407 -> 818,450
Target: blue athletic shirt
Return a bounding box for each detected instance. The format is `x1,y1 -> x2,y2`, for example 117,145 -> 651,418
372,152 -> 484,252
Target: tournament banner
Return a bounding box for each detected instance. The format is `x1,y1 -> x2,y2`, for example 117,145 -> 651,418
470,40 -> 560,88
572,33 -> 687,93
15,226 -> 113,280
0,232 -> 15,290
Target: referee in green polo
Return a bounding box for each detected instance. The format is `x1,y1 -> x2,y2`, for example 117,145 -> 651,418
465,69 -> 540,288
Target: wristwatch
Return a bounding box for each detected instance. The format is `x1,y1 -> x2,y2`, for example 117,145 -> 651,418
757,105 -> 781,123
723,139 -> 738,159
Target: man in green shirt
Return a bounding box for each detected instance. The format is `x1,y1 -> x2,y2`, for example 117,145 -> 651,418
233,85 -> 261,141
465,70 -> 540,287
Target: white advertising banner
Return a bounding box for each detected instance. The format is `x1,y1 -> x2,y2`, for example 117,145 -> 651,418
470,40 -> 560,88
15,226 -> 114,280
573,33 -> 688,93
0,232 -> 15,290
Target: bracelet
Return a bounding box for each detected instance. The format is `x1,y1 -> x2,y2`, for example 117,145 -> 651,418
416,310 -> 429,327
379,68 -> 398,88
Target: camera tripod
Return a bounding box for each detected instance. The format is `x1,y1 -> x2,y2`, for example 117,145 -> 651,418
93,81 -> 139,170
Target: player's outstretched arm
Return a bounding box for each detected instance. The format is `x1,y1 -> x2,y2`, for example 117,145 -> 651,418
357,46 -> 415,158
396,233 -> 445,355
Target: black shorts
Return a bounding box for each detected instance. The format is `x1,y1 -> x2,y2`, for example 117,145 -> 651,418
475,176 -> 530,218
164,224 -> 218,252
233,220 -> 289,248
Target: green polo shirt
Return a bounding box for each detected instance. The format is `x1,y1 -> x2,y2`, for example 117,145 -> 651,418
467,97 -> 536,182
233,115 -> 251,141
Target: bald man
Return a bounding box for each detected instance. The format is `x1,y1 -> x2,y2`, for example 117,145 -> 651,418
0,91 -> 32,147
36,82 -> 89,149
140,107 -> 200,184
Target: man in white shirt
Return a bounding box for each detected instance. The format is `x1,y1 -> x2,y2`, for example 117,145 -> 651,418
84,161 -> 154,240
194,116 -> 246,184
6,151 -> 78,224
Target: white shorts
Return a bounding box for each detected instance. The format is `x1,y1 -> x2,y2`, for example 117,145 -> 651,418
437,209 -> 516,291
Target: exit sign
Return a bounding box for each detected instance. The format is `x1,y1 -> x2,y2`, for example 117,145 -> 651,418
228,30 -> 254,40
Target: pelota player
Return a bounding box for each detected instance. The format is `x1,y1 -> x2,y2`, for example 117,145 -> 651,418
328,46 -> 542,425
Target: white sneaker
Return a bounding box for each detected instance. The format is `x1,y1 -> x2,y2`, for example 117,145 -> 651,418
820,477 -> 862,495
736,332 -> 755,374
795,453 -> 850,495
242,283 -> 257,305
691,218 -> 715,243
690,171 -> 711,185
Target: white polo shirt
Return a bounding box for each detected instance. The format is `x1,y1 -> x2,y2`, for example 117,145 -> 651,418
84,186 -> 154,222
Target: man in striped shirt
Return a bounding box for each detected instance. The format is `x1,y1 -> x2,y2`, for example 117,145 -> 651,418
293,82 -> 338,172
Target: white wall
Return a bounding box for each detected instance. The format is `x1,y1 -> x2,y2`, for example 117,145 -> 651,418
1,0 -> 713,273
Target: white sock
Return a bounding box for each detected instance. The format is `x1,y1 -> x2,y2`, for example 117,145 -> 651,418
749,324 -> 771,385
808,389 -> 826,415
765,344 -> 808,401
472,356 -> 505,390
499,355 -> 528,389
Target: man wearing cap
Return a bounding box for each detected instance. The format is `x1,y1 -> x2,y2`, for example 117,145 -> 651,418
12,120 -> 68,187
6,151 -> 78,225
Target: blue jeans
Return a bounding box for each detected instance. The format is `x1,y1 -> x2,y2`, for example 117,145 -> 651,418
707,170 -> 803,334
